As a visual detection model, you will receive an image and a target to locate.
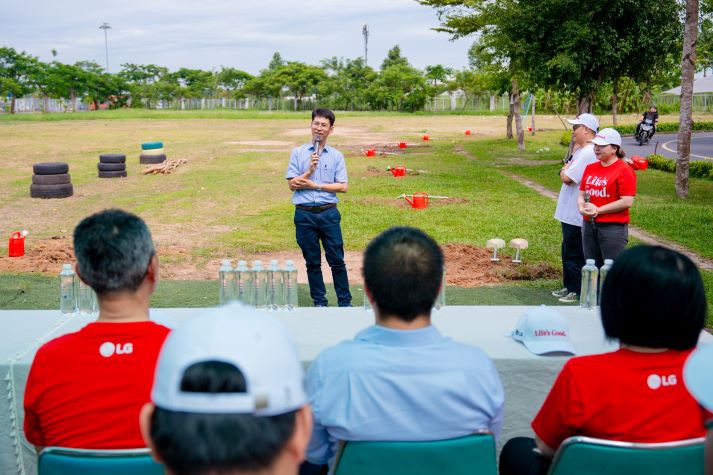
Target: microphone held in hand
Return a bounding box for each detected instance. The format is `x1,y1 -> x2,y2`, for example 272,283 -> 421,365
313,134 -> 323,156
584,192 -> 594,222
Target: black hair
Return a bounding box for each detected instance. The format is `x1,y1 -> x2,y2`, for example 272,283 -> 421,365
73,208 -> 155,295
311,108 -> 335,127
613,145 -> 626,159
363,226 -> 444,322
600,245 -> 706,350
151,361 -> 297,475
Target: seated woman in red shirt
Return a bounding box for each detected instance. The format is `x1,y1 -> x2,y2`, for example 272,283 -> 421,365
500,245 -> 709,475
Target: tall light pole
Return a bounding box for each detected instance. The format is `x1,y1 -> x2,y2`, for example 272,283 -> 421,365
99,22 -> 111,72
362,24 -> 369,66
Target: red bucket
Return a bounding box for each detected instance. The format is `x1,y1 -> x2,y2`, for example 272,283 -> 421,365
405,192 -> 429,209
465,130 -> 471,136
630,156 -> 648,170
366,148 -> 376,157
8,231 -> 25,257
422,135 -> 429,141
390,166 -> 406,177
398,142 -> 407,149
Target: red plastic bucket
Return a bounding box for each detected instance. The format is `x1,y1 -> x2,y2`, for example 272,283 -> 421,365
630,156 -> 649,170
8,231 -> 25,257
390,166 -> 406,177
398,142 -> 407,149
366,148 -> 376,157
405,192 -> 429,209
422,135 -> 429,141
465,130 -> 471,136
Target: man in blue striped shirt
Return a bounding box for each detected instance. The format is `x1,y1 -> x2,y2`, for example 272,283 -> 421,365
304,227 -> 505,466
285,108 -> 351,307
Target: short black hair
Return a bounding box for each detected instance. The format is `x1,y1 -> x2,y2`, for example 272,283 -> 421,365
363,227 -> 444,322
312,108 -> 335,127
150,361 -> 297,475
600,245 -> 706,350
73,209 -> 155,295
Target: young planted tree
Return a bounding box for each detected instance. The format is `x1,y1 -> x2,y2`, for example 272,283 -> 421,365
0,47 -> 40,113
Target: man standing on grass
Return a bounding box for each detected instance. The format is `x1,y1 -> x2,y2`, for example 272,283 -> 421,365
552,113 -> 599,303
285,108 -> 351,307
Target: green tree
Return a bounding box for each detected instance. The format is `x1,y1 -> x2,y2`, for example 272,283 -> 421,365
268,52 -> 285,71
319,56 -> 376,110
119,63 -> 169,107
381,45 -> 410,70
172,68 -> 216,99
0,47 -> 40,113
366,63 -> 427,112
273,62 -> 327,109
217,67 -> 253,98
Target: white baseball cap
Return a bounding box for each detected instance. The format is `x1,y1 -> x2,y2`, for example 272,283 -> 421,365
511,305 -> 576,355
683,343 -> 713,411
151,304 -> 306,416
566,113 -> 599,133
589,128 -> 622,147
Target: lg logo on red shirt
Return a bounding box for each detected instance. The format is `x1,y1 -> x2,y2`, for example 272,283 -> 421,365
647,374 -> 677,390
99,342 -> 134,358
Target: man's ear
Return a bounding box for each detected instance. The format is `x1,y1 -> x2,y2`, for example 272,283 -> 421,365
144,254 -> 159,293
139,403 -> 163,463
284,405 -> 313,463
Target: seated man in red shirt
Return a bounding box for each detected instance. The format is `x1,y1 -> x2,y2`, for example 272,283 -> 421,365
24,209 -> 170,451
500,245 -> 709,475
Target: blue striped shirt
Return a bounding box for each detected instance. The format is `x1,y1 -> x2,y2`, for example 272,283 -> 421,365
285,143 -> 348,205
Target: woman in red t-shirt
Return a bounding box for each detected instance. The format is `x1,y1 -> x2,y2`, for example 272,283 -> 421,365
499,245 -> 709,475
577,128 -> 636,267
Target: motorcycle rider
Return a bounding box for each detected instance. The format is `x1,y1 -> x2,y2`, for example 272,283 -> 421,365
635,106 -> 659,139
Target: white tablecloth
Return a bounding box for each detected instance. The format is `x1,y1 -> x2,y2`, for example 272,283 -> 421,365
1,306 -> 710,474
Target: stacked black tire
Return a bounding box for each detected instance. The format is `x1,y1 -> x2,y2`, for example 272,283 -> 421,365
31,162 -> 73,199
98,154 -> 127,178
140,141 -> 167,164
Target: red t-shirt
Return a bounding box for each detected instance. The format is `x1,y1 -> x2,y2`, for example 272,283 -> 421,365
580,159 -> 636,223
24,321 -> 170,449
532,349 -> 709,450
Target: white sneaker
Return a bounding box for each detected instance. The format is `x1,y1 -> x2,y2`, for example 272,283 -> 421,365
558,292 -> 579,304
551,287 -> 570,298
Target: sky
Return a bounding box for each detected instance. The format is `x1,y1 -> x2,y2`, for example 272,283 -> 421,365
1,0 -> 473,74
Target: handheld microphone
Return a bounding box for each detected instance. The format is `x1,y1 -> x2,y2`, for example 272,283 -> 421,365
313,134 -> 323,156
584,192 -> 594,222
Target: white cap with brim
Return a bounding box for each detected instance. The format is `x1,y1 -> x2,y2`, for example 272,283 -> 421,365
683,343 -> 713,411
589,128 -> 622,147
151,304 -> 306,416
511,305 -> 576,355
566,113 -> 599,133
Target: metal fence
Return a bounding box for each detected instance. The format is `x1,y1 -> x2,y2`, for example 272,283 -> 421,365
0,97 -> 89,113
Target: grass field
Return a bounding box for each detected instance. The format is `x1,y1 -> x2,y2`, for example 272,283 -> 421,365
1,110 -> 711,325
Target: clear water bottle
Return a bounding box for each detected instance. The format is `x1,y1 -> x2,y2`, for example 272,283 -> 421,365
77,279 -> 97,316
59,263 -> 76,315
579,259 -> 599,309
282,260 -> 298,310
268,259 -> 283,310
362,287 -> 372,311
219,259 -> 236,305
598,259 -> 613,304
236,260 -> 252,306
252,260 -> 269,308
434,268 -> 446,310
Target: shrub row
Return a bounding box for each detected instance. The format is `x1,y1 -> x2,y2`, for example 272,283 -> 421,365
646,154 -> 713,180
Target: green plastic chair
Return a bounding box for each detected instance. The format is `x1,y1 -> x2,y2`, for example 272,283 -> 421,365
38,447 -> 164,475
547,436 -> 705,475
331,433 -> 497,475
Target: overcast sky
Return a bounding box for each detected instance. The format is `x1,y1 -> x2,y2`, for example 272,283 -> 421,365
2,0 -> 473,74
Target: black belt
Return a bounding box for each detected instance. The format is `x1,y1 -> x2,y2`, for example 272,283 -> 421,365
296,203 -> 337,213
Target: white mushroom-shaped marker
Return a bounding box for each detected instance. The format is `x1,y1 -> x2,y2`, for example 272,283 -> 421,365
509,238 -> 529,263
486,238 -> 506,262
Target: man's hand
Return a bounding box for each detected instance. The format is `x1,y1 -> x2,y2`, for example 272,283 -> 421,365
289,177 -> 318,190
308,153 -> 319,174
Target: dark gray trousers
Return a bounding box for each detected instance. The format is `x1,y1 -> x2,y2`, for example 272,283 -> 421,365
581,220 -> 628,268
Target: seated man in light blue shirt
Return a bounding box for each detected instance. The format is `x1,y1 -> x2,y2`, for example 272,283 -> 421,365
305,226 -> 505,466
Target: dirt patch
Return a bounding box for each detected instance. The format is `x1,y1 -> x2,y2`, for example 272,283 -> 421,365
224,140 -> 294,146
0,236 -> 75,274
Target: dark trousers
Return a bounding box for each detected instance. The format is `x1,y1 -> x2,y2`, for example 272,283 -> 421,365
499,437 -> 551,475
561,222 -> 585,294
295,206 -> 352,307
582,221 -> 628,268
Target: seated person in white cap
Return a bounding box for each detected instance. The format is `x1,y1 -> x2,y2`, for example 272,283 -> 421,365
500,245 -> 709,475
305,226 -> 504,467
140,307 -> 312,475
684,343 -> 713,475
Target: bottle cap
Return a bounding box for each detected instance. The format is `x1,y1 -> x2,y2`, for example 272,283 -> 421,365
269,259 -> 279,270
220,259 -> 232,271
586,259 -> 596,265
284,260 -> 295,271
603,259 -> 613,265
62,263 -> 73,272
237,260 -> 248,270
252,260 -> 264,270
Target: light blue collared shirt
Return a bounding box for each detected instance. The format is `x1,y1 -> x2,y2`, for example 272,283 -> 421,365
305,324 -> 505,465
285,143 -> 348,205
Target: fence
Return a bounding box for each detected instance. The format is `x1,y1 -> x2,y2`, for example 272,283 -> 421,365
0,97 -> 89,113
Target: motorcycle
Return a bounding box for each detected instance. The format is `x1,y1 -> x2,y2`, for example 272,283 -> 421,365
636,119 -> 654,145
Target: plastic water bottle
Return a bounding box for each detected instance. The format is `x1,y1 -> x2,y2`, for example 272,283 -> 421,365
77,279 -> 97,316
59,263 -> 76,315
268,259 -> 282,310
579,259 -> 599,309
252,260 -> 268,308
219,259 -> 236,305
598,259 -> 613,303
362,287 -> 372,311
434,268 -> 446,309
282,260 -> 298,310
236,260 -> 252,306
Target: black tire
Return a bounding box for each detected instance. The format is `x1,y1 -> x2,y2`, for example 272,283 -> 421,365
97,162 -> 127,171
98,170 -> 128,178
33,162 -> 69,175
30,183 -> 73,199
140,154 -> 167,164
32,173 -> 71,185
99,154 -> 126,164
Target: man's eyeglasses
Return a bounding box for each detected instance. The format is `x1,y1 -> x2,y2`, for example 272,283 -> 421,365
312,121 -> 331,130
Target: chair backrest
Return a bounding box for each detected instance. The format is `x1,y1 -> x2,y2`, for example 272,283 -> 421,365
38,447 -> 164,475
547,436 -> 705,475
331,433 -> 497,475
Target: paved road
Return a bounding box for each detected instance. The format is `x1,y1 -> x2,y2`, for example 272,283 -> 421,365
622,132 -> 713,161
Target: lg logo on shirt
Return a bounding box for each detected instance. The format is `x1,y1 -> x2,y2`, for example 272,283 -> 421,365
99,342 -> 134,358
647,374 -> 677,390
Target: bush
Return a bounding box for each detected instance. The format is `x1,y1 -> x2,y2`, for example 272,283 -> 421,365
560,130 -> 572,147
647,154 -> 676,173
646,154 -> 713,180
613,121 -> 713,135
